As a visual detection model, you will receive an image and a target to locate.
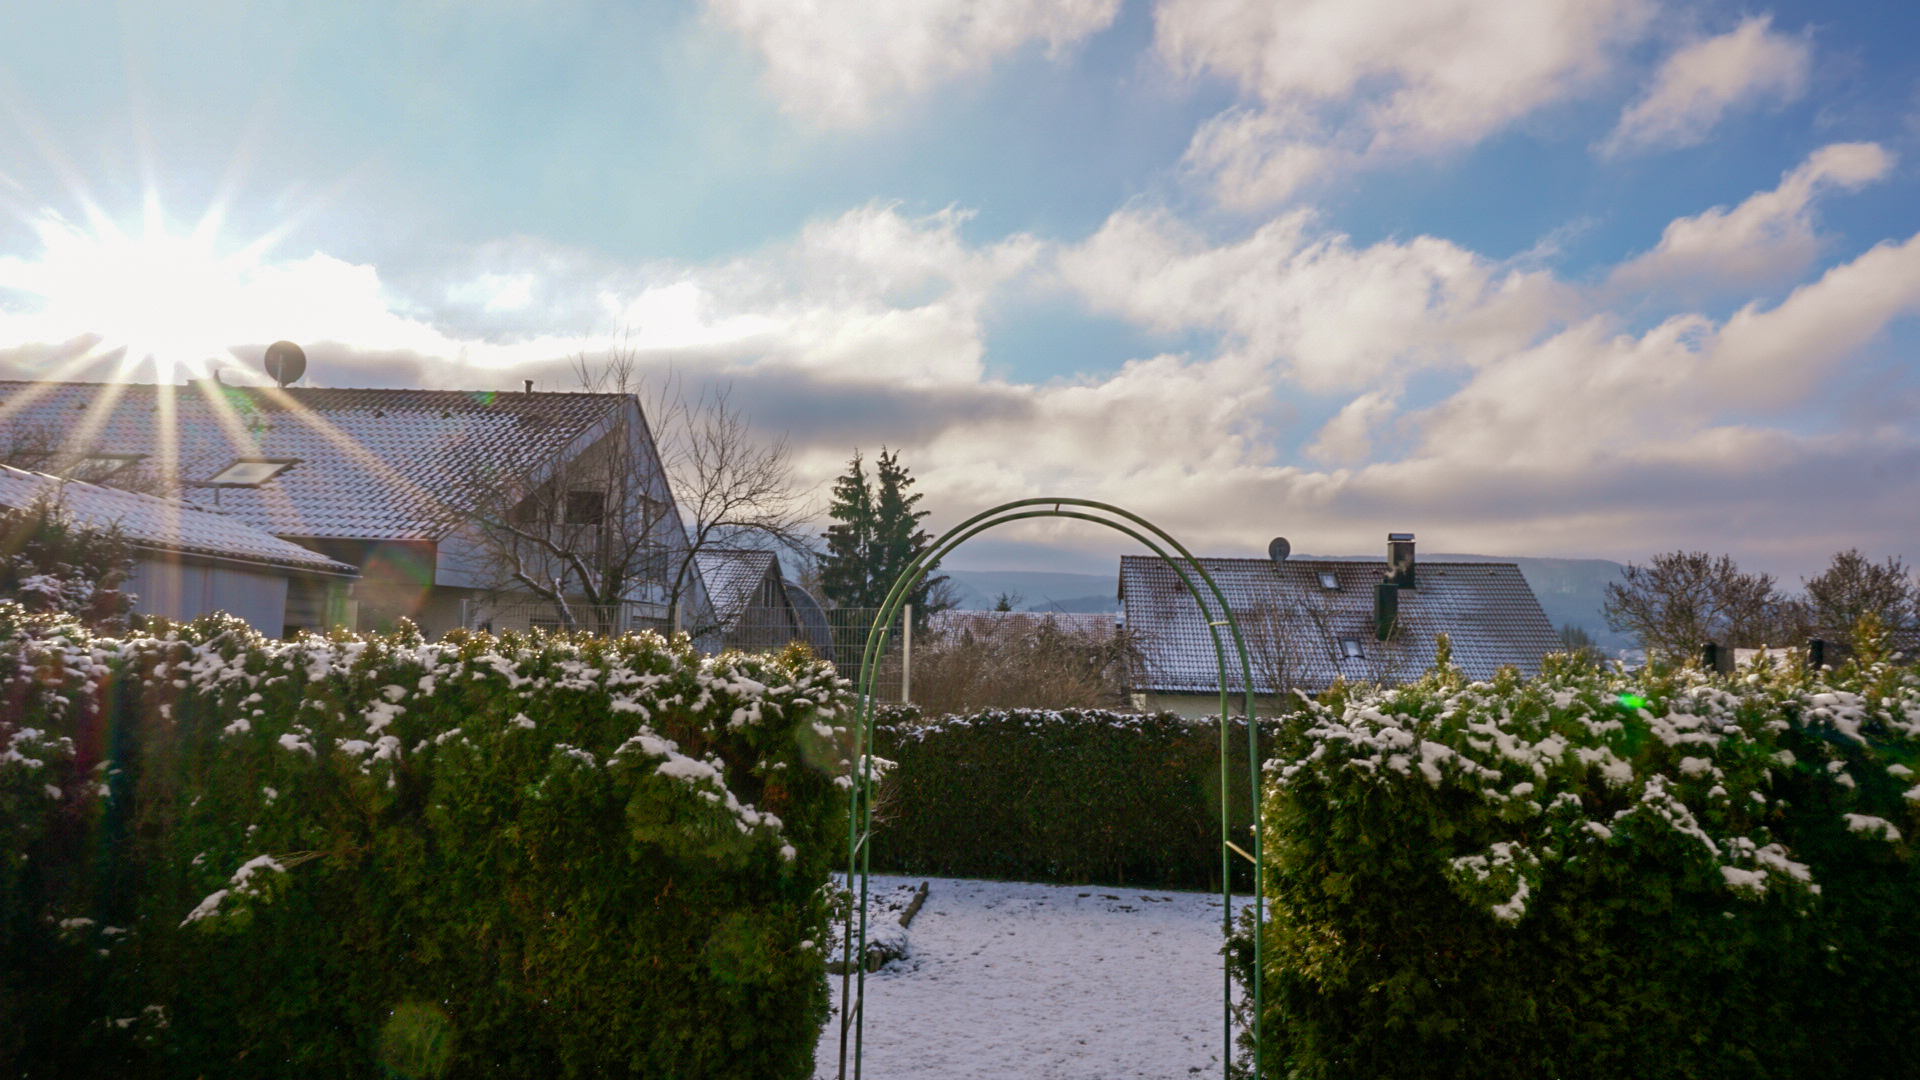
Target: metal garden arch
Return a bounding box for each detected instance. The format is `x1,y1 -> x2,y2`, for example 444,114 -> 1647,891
835,498 -> 1265,1080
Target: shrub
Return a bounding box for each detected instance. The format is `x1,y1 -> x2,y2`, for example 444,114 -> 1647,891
906,613 -> 1141,714
871,707 -> 1266,889
0,492 -> 136,632
1240,637 -> 1919,1079
0,603 -> 855,1079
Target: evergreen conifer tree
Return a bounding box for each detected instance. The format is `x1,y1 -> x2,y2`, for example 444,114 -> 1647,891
820,451 -> 876,607
818,448 -> 948,619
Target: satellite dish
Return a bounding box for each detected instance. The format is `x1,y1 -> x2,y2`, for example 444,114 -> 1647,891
263,341 -> 306,387
1268,536 -> 1291,563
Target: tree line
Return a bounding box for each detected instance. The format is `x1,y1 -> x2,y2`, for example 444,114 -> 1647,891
1603,547 -> 1919,659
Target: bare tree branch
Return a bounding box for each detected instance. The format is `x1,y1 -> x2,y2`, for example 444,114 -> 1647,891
444,340 -> 812,637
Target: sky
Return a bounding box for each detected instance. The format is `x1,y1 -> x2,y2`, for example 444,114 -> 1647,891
2,0 -> 1919,577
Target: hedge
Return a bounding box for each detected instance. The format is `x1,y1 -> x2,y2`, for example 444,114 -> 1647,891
871,707 -> 1266,890
1240,635 -> 1920,1079
0,603 -> 856,1079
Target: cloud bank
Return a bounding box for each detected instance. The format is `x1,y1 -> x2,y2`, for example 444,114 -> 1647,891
4,137 -> 1915,573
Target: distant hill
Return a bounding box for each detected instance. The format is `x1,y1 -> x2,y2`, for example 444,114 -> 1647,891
943,570 -> 1119,614
946,555 -> 1630,648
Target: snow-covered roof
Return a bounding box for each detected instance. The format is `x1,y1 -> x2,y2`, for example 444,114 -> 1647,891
694,548 -> 779,625
0,466 -> 356,575
1121,555 -> 1560,695
0,381 -> 629,542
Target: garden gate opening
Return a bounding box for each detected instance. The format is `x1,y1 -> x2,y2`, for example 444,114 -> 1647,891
835,498 -> 1265,1080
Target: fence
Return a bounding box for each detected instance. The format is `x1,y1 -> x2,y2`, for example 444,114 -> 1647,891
458,599 -> 668,638
722,604 -> 909,703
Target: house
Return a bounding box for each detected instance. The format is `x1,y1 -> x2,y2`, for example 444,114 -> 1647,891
0,465 -> 357,636
0,379 -> 713,639
1121,533 -> 1561,717
692,548 -> 831,655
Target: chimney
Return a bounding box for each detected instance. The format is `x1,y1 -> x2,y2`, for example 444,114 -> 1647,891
524,379 -> 534,393
1374,582 -> 1399,641
1387,532 -> 1416,588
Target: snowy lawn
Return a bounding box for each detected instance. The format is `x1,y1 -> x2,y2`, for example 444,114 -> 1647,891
816,875 -> 1253,1080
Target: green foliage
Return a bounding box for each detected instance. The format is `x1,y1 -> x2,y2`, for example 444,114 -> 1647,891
0,605 -> 854,1079
1240,648 -> 1920,1079
872,707 -> 1266,889
0,491 -> 136,631
817,449 -> 946,621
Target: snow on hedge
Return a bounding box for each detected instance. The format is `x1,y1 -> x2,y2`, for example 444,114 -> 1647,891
1271,644 -> 1917,923
1247,633 -> 1920,1078
1,602 -> 859,1076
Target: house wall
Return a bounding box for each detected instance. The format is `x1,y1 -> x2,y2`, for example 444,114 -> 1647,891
1131,690 -> 1290,719
426,409 -> 714,640
129,556 -> 288,636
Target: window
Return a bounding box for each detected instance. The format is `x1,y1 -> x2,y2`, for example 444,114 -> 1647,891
1318,570 -> 1340,590
1339,638 -> 1365,660
512,496 -> 544,525
69,452 -> 145,482
566,489 -> 605,525
208,458 -> 297,486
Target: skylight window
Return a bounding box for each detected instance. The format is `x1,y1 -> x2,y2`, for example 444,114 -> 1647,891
208,459 -> 297,486
1340,638 -> 1365,660
1318,570 -> 1340,590
68,452 -> 145,482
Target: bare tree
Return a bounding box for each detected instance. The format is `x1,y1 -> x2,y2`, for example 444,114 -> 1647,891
908,611 -> 1141,714
450,393 -> 677,634
1557,623 -> 1605,667
1603,551 -> 1793,659
1237,595 -> 1339,710
1799,548 -> 1918,645
584,355 -> 813,636
442,344 -> 810,637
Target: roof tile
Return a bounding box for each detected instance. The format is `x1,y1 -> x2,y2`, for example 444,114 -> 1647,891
1121,555 -> 1562,695
0,466 -> 355,574
0,382 -> 626,542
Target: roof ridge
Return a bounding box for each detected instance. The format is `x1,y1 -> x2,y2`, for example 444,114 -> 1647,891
0,380 -> 632,400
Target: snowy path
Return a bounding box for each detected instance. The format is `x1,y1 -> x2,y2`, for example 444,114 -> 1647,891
815,875 -> 1251,1080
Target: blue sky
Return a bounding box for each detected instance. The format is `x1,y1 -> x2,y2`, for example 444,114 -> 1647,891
3,0 -> 1920,576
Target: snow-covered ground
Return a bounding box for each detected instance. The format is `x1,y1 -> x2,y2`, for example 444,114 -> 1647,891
816,875 -> 1252,1080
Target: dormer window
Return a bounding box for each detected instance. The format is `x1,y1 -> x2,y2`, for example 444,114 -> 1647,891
208,458 -> 297,486
1318,570 -> 1340,590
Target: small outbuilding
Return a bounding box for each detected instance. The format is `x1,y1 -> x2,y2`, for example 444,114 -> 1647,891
0,466 -> 358,637
693,548 -> 831,655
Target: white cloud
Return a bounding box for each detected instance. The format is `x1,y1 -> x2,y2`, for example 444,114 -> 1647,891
8,182 -> 1920,573
1057,206 -> 1570,392
1603,16 -> 1811,156
1609,142 -> 1893,296
706,0 -> 1121,126
1306,389 -> 1397,464
1384,227 -> 1920,497
1157,0 -> 1656,206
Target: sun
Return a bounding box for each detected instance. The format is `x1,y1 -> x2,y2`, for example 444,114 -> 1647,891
0,198 -> 282,384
